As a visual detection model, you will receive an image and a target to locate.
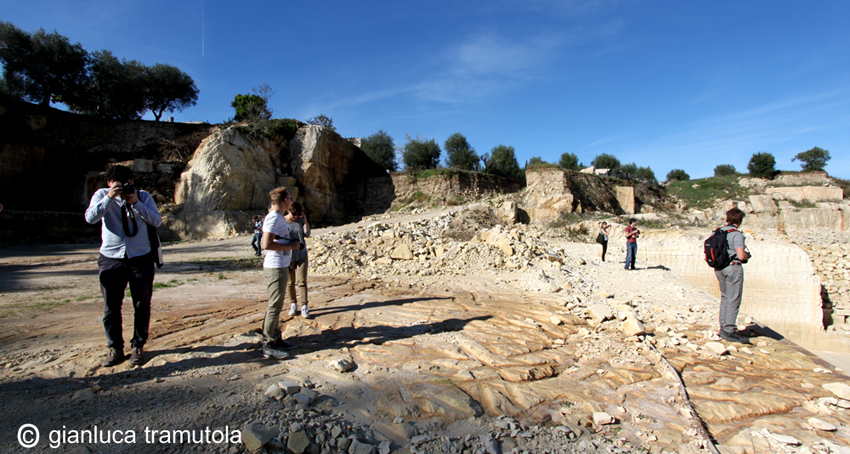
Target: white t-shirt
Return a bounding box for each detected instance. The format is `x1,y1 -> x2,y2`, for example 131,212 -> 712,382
262,210 -> 292,269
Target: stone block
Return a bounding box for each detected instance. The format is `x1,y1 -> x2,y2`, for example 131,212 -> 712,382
616,186 -> 635,214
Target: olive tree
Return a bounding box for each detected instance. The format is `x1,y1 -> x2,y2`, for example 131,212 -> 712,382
747,152 -> 777,179
792,146 -> 831,172
360,130 -> 397,171
444,133 -> 479,171
402,136 -> 441,170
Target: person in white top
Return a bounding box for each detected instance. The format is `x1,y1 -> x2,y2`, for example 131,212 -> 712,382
259,187 -> 303,359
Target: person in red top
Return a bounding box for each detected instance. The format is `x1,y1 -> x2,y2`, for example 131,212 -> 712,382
624,218 -> 640,270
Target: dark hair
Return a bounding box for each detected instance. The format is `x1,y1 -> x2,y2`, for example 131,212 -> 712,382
726,207 -> 746,225
288,201 -> 303,216
629,218 -> 637,224
252,215 -> 260,221
269,187 -> 289,204
105,165 -> 133,183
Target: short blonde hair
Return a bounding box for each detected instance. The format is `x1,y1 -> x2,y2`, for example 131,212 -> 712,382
269,187 -> 289,204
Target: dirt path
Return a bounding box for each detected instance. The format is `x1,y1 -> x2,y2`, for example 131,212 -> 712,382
3,210 -> 850,454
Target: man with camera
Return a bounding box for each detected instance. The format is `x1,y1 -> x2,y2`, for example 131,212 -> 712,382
85,165 -> 162,367
624,218 -> 640,270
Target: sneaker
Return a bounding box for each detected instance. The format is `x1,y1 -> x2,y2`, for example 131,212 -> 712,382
129,347 -> 145,365
102,347 -> 124,367
261,343 -> 289,360
271,337 -> 297,350
719,331 -> 751,345
301,305 -> 310,319
288,303 -> 298,316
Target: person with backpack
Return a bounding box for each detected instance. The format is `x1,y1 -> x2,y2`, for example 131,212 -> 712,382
711,207 -> 751,344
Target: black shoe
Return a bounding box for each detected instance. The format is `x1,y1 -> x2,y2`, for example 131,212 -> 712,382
129,347 -> 146,365
261,343 -> 289,360
102,348 -> 125,367
272,338 -> 297,350
630,267 -> 636,270
719,331 -> 751,345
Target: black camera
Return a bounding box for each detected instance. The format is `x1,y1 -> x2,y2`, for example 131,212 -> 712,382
120,183 -> 136,195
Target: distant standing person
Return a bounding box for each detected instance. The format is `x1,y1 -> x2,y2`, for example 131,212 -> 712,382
597,222 -> 609,262
715,208 -> 751,344
624,218 -> 640,270
259,187 -> 303,360
251,215 -> 263,256
85,165 -> 162,367
284,202 -> 311,319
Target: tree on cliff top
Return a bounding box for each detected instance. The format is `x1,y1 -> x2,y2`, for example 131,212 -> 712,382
591,153 -> 621,171
360,130 -> 397,171
232,94 -> 271,122
666,168 -> 690,182
444,133 -> 479,171
793,146 -> 831,172
747,152 -> 777,179
306,114 -> 337,133
558,152 -> 580,171
0,21 -> 88,108
483,144 -> 523,182
402,136 -> 441,170
144,63 -> 199,121
69,50 -> 147,119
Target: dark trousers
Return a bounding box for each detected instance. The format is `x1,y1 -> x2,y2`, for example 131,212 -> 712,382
601,241 -> 608,261
98,254 -> 155,350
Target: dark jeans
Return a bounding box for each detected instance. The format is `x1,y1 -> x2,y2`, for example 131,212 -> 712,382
601,241 -> 608,261
98,254 -> 155,350
251,233 -> 262,254
625,242 -> 637,269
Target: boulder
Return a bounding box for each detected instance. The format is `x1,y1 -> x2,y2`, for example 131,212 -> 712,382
748,195 -> 779,215
616,186 -> 635,215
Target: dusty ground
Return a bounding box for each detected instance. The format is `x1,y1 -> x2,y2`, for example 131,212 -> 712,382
3,209 -> 850,454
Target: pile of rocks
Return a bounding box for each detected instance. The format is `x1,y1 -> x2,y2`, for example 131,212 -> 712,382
309,207 -> 587,293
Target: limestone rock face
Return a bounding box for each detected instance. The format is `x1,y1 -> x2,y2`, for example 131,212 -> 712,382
290,125 -> 392,224
748,195 -> 778,215
616,186 -> 635,215
175,127 -> 280,212
766,186 -> 844,203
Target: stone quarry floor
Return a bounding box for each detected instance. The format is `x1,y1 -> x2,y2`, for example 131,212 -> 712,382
3,214 -> 850,453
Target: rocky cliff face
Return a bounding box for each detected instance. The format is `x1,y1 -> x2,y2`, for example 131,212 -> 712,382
170,125 -> 393,240
389,171 -> 523,209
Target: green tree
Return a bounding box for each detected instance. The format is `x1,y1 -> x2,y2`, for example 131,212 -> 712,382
714,164 -> 737,177
443,133 -> 479,171
792,146 -> 831,172
360,130 -> 397,171
748,152 -> 777,179
636,166 -> 656,184
0,22 -> 88,107
144,63 -> 199,121
306,114 -> 336,133
402,136 -> 441,170
618,162 -> 638,180
484,144 -> 523,181
591,153 -> 621,171
231,93 -> 271,122
527,156 -> 547,168
71,50 -> 147,119
666,169 -> 690,182
558,152 -> 580,171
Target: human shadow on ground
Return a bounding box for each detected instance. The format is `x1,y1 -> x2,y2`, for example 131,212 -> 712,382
746,324 -> 784,341
309,297 -> 450,318
0,313 -> 491,427
645,265 -> 671,271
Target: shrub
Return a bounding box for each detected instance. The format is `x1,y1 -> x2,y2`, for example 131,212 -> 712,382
747,152 -> 777,179
402,136 -> 441,170
483,145 -> 524,181
714,164 -> 737,177
558,152 -> 580,171
666,169 -> 690,182
591,153 -> 620,171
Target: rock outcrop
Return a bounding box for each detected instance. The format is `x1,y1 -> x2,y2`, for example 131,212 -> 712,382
171,125 -> 393,239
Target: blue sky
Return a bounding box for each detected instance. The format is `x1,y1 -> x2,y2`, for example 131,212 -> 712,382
3,1 -> 848,180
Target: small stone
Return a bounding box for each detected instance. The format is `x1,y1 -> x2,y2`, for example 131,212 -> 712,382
265,383 -> 284,400
378,440 -> 392,454
808,417 -> 837,431
621,317 -> 645,336
593,412 -> 615,425
410,435 -> 431,446
242,423 -> 278,454
587,304 -> 613,323
704,342 -> 728,355
766,433 -> 800,445
287,429 -> 311,454
278,381 -> 302,396
348,439 -> 376,454
823,382 -> 850,399
330,358 -> 354,372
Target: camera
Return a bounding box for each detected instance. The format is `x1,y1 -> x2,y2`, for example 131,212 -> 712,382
120,183 -> 136,195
